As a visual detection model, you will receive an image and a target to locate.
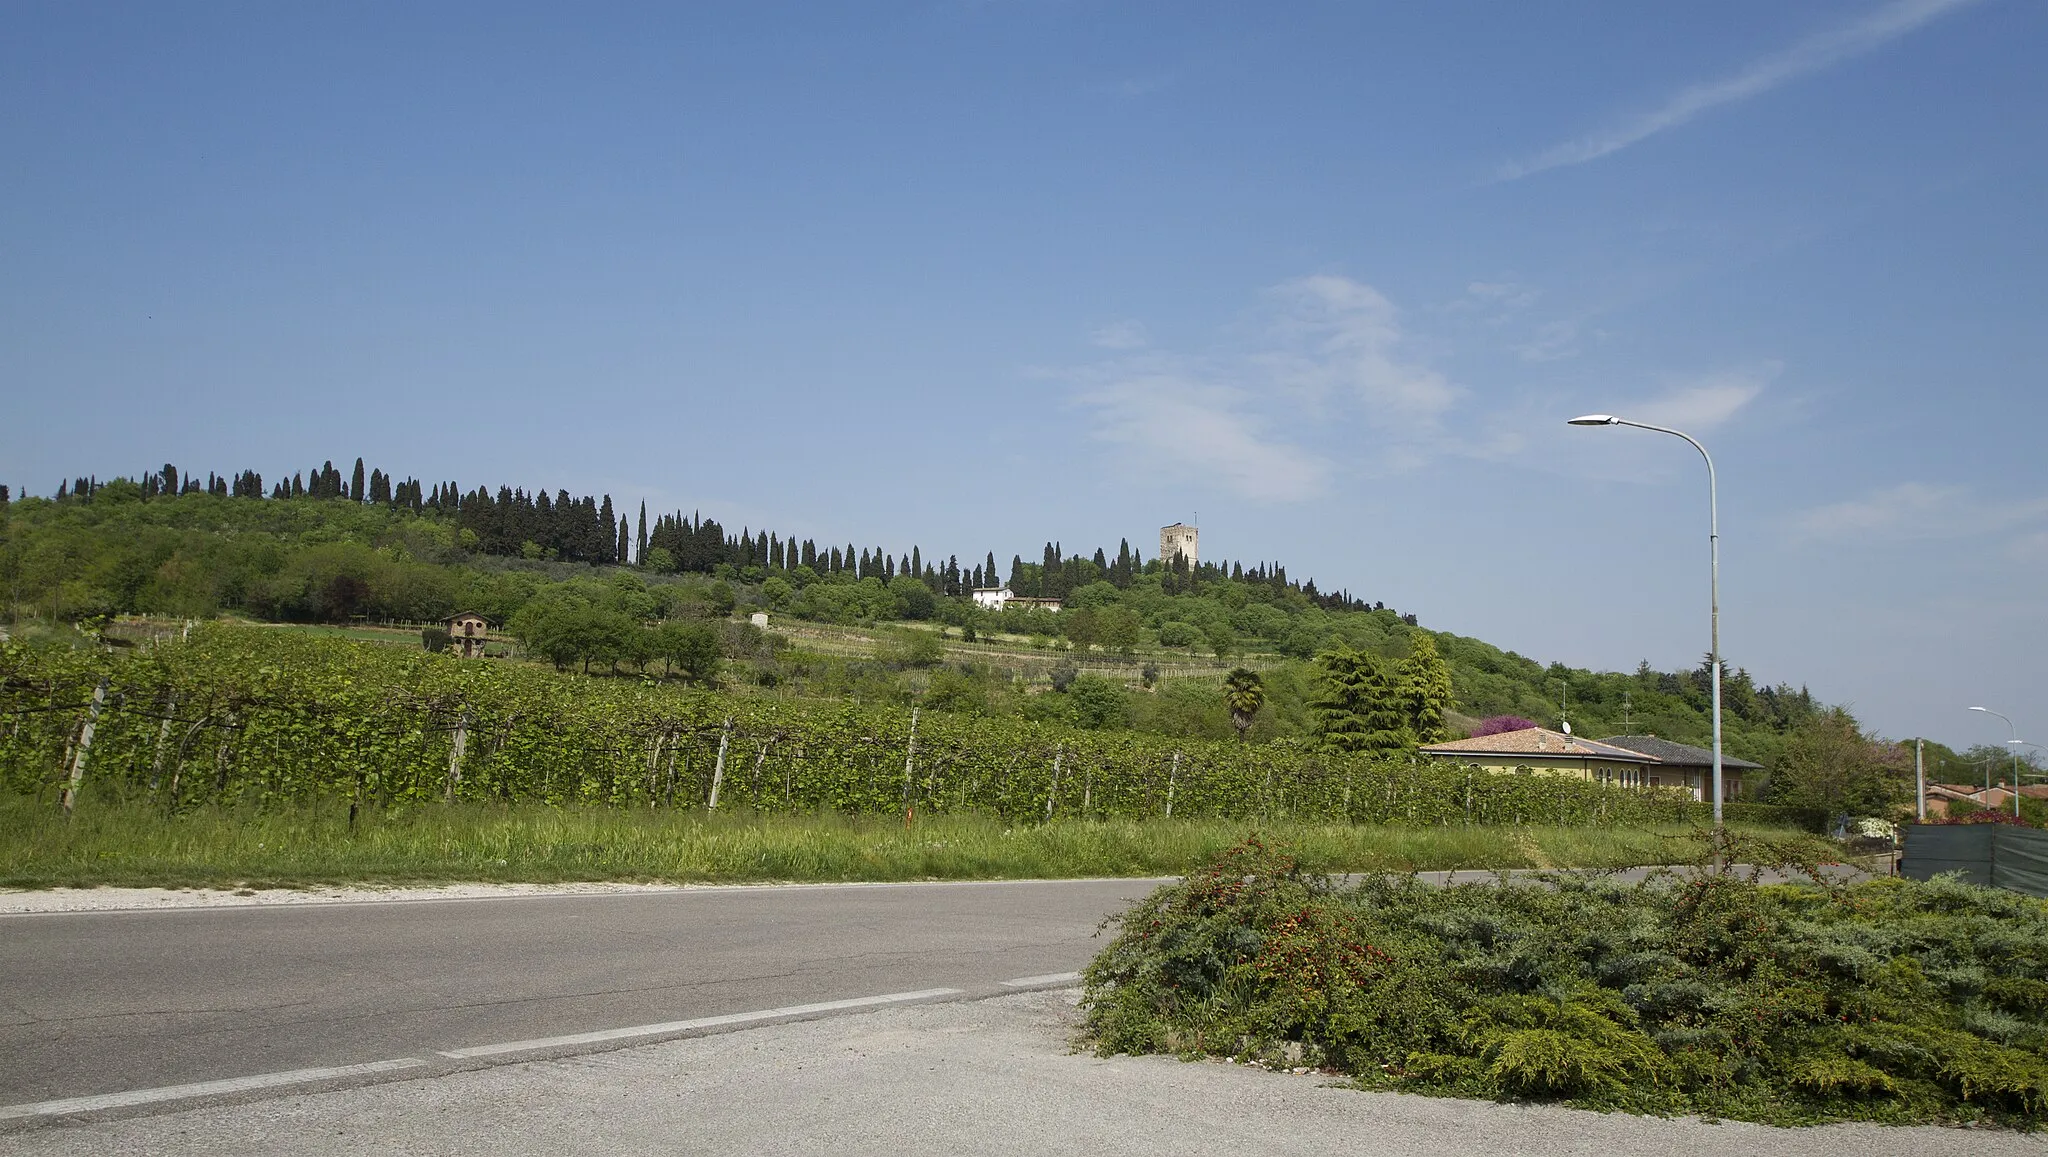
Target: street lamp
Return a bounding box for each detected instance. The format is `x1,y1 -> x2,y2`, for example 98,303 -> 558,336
1568,414 -> 1724,838
1970,706 -> 2023,818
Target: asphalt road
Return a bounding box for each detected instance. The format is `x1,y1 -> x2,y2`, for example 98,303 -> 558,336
0,878 -> 1168,1110
10,989 -> 2036,1157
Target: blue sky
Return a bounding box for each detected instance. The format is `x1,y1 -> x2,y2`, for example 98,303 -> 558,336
4,1 -> 2043,748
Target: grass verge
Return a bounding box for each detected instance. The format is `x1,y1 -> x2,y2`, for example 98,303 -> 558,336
0,795 -> 1828,889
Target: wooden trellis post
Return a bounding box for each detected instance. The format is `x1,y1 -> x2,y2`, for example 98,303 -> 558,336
902,707 -> 919,827
58,677 -> 108,817
446,711 -> 470,803
707,717 -> 733,809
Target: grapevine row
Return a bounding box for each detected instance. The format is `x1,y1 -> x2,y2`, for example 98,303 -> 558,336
2,625 -> 1719,826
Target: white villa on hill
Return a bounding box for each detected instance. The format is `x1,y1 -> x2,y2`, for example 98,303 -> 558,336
970,587 -> 1062,613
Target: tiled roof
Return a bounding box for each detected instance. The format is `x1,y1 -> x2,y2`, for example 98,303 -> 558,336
1599,735 -> 1763,771
1420,727 -> 1656,764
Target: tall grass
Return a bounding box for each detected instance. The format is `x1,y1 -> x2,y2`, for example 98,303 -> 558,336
0,795 -> 1828,889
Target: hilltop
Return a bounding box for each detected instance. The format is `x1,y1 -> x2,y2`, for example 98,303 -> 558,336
2,460 -> 1833,767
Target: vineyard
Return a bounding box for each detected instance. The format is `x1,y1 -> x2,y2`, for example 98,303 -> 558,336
3,624 -> 1763,828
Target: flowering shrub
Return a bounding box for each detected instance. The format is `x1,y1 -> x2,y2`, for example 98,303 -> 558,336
1085,837 -> 2048,1127
1470,716 -> 1539,737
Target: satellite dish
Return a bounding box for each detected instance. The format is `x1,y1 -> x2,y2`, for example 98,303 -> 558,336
1562,721 -> 1573,736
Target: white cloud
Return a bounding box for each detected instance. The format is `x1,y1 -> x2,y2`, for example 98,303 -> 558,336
1466,281 -> 1538,310
1514,319 -> 1583,363
1066,274 -> 1453,502
1500,0 -> 1980,180
1088,319 -> 1150,350
1253,275 -> 1460,422
1625,367 -> 1776,431
1075,361 -> 1332,502
1789,483 -> 2048,543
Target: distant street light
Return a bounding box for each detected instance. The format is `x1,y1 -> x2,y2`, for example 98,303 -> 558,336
1568,414 -> 1724,838
1970,706 -> 2023,818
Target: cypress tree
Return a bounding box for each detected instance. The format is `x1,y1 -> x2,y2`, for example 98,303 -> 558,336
292,473 -> 305,497
350,458 -> 366,502
618,516 -> 631,564
636,502 -> 648,566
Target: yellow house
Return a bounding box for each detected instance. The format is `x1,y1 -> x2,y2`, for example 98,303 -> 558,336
1419,727 -> 1659,785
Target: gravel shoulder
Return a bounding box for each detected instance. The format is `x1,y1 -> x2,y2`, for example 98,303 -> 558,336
8,989 -> 2041,1157
0,881 -> 703,914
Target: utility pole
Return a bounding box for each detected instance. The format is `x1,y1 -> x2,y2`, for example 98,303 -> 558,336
1915,738 -> 1926,823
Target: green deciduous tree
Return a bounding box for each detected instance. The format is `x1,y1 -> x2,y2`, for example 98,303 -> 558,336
1097,606 -> 1142,656
1063,607 -> 1100,653
1066,674 -> 1128,730
654,619 -> 722,685
1763,707 -> 1908,821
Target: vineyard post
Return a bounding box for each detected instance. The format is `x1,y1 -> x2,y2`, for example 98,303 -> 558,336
646,728 -> 668,809
446,711 -> 470,804
1165,751 -> 1179,818
708,717 -> 733,809
902,707 -> 919,828
210,713 -> 237,800
58,676 -> 108,817
146,698 -> 177,796
750,738 -> 773,806
1045,746 -> 1063,822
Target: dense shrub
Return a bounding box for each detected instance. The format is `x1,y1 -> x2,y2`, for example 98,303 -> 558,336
1085,838 -> 2048,1127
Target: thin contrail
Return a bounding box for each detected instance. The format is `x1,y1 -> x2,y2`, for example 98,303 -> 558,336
1499,0 -> 1981,181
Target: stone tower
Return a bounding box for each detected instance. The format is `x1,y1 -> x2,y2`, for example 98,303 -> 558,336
1159,522 -> 1198,569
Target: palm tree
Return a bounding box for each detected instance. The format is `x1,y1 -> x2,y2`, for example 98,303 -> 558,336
1222,667 -> 1266,743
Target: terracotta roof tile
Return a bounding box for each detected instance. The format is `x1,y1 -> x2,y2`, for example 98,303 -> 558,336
1420,727 -> 1656,764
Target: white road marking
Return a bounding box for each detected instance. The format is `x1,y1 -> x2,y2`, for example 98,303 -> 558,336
437,987 -> 965,1059
0,1058 -> 428,1120
999,972 -> 1082,988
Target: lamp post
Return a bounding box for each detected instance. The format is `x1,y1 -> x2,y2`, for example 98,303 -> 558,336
1970,706 -> 2022,818
1569,414 -> 1723,840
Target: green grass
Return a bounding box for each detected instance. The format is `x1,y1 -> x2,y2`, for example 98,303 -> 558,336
0,794 -> 1828,889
